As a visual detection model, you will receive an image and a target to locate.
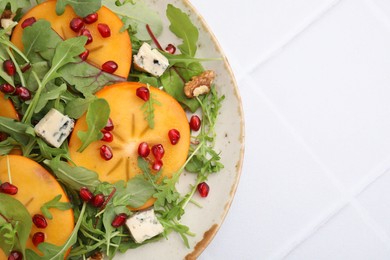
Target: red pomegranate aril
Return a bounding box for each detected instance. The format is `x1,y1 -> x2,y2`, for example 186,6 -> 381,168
32,232 -> 45,247
111,213 -> 127,228
3,60 -> 16,76
79,49 -> 89,61
197,182 -> 209,197
152,160 -> 163,171
97,23 -> 111,38
138,142 -> 150,157
83,13 -> 98,24
101,131 -> 113,142
165,44 -> 176,54
21,17 -> 36,28
79,187 -> 94,202
8,251 -> 23,260
136,87 -> 150,101
102,61 -> 118,74
0,83 -> 15,94
100,145 -> 113,161
189,115 -> 201,131
104,118 -> 114,131
92,193 -> 105,208
80,28 -> 93,45
70,17 -> 84,32
15,86 -> 31,101
0,182 -> 18,195
168,129 -> 180,145
151,144 -> 164,160
32,214 -> 48,229
0,132 -> 8,141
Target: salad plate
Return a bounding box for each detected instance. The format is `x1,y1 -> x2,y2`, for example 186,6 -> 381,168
0,0 -> 244,259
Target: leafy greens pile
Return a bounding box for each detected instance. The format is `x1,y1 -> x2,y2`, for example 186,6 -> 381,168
0,0 -> 224,259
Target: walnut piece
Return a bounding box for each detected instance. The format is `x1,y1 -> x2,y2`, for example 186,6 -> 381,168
184,70 -> 215,98
87,252 -> 103,260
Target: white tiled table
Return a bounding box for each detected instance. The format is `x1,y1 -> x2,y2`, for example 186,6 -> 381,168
190,0 -> 390,259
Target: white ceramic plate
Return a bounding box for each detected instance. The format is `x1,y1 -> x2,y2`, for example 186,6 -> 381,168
116,0 -> 244,259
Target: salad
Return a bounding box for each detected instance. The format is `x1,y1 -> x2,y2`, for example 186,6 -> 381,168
0,0 -> 225,259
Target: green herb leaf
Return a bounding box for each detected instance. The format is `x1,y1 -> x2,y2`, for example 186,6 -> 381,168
46,157 -> 100,192
0,194 -> 32,256
56,0 -> 101,17
64,96 -> 96,119
113,176 -> 155,208
77,98 -> 110,152
0,0 -> 30,13
40,195 -> 72,220
35,84 -> 67,113
0,117 -> 35,146
166,4 -> 198,57
103,0 -> 162,41
141,87 -> 161,129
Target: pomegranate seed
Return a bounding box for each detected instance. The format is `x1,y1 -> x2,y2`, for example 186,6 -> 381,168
0,83 -> 15,94
111,213 -> 127,228
165,44 -> 176,54
151,144 -> 164,160
97,23 -> 111,38
80,28 -> 93,45
15,86 -> 31,101
168,129 -> 180,145
8,251 -> 23,260
101,131 -> 113,142
136,87 -> 150,101
138,142 -> 150,157
0,132 -> 8,141
79,187 -> 93,202
21,17 -> 36,28
3,60 -> 16,76
70,17 -> 84,32
32,214 -> 48,229
79,49 -> 89,61
92,194 -> 105,207
152,160 -> 163,171
100,145 -> 113,161
0,182 -> 18,195
83,13 -> 98,24
197,182 -> 209,197
189,115 -> 201,131
32,232 -> 45,247
104,118 -> 114,131
102,61 -> 118,74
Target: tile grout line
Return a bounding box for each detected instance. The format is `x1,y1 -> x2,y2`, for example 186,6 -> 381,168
246,66 -> 390,257
236,0 -> 343,82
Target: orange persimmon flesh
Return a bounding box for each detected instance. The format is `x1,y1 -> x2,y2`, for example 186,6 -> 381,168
0,92 -> 18,120
0,155 -> 74,258
11,0 -> 132,78
68,82 -> 191,209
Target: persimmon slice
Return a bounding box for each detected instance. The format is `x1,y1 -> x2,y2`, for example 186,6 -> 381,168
0,92 -> 18,120
0,155 -> 74,258
11,0 -> 132,78
68,82 -> 191,209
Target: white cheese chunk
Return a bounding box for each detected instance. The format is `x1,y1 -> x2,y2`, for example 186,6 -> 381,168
133,42 -> 169,77
1,19 -> 17,35
34,108 -> 74,148
126,208 -> 164,243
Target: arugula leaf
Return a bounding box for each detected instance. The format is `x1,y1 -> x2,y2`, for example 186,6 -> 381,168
40,195 -> 72,220
35,84 -> 67,113
64,96 -> 96,119
162,52 -> 220,67
0,117 -> 35,146
141,89 -> 161,129
0,194 -> 32,256
166,4 -> 198,57
113,176 -> 155,208
45,158 -> 100,192
0,137 -> 19,155
0,0 -> 30,13
0,46 -> 14,85
160,68 -> 200,112
56,0 -> 101,17
77,98 -> 110,152
102,0 -> 162,41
